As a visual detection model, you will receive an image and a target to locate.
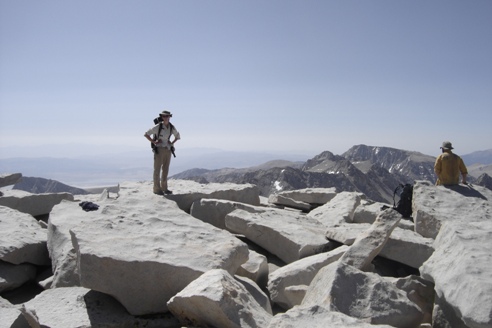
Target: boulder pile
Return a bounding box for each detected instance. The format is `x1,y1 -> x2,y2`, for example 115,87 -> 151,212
1,173 -> 491,327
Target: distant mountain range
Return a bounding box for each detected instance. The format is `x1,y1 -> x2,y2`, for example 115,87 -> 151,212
171,145 -> 492,204
4,145 -> 492,203
12,176 -> 89,195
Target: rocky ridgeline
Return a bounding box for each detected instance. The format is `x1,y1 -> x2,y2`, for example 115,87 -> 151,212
1,173 -> 491,328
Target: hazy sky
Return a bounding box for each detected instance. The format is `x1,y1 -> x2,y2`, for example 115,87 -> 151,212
1,0 -> 491,158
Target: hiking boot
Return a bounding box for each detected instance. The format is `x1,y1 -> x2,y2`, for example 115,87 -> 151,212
164,189 -> 173,195
154,190 -> 164,196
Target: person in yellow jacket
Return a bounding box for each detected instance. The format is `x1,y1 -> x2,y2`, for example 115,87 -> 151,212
434,141 -> 468,186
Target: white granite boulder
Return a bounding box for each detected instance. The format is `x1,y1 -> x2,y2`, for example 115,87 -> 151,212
268,246 -> 348,310
268,194 -> 311,212
307,191 -> 364,227
190,198 -> 267,230
165,180 -> 260,212
47,201 -> 85,287
338,208 -> 402,271
236,249 -> 269,287
0,296 -> 29,328
413,180 -> 492,239
302,262 -> 424,327
225,208 -> 331,264
0,205 -> 50,266
22,286 -> 180,328
325,222 -> 434,269
421,220 -> 492,328
167,269 -> 272,328
414,181 -> 492,327
65,181 -> 249,316
0,190 -> 74,216
268,305 -> 393,328
274,188 -> 338,205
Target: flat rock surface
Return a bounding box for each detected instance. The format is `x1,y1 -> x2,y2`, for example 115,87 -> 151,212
66,181 -> 249,315
0,190 -> 74,216
225,208 -> 331,264
165,180 -> 260,212
22,286 -> 180,328
415,181 -> 492,327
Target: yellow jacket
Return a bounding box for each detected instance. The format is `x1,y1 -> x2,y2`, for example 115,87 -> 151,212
434,152 -> 468,185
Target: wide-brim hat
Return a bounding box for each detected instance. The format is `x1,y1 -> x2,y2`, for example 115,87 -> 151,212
160,110 -> 172,117
440,141 -> 454,150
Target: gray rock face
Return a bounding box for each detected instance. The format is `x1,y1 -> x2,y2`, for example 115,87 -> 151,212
13,176 -> 89,195
0,173 -> 22,188
0,206 -> 49,266
342,144 -> 436,182
0,261 -> 37,293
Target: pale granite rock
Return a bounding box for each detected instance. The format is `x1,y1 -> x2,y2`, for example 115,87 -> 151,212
225,208 -> 331,264
338,208 -> 401,271
167,269 -> 272,328
0,205 -> 50,266
275,188 -> 338,205
190,198 -> 267,230
302,262 -> 424,327
0,296 -> 29,328
268,305 -> 393,328
307,191 -> 363,226
268,194 -> 311,212
268,246 -> 348,310
165,180 -> 260,212
325,222 -> 434,269
22,286 -> 180,328
67,181 -> 248,315
236,249 -> 269,287
415,181 -> 492,328
0,190 -> 74,216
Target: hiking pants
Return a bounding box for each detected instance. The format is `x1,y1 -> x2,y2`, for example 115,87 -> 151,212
153,148 -> 172,192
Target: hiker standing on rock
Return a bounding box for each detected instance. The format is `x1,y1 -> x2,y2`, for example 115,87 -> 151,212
144,110 -> 180,195
434,141 -> 468,186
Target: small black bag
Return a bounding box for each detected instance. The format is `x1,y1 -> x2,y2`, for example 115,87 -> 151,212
393,183 -> 413,219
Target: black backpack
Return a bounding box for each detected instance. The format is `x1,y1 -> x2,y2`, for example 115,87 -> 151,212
393,183 -> 413,219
